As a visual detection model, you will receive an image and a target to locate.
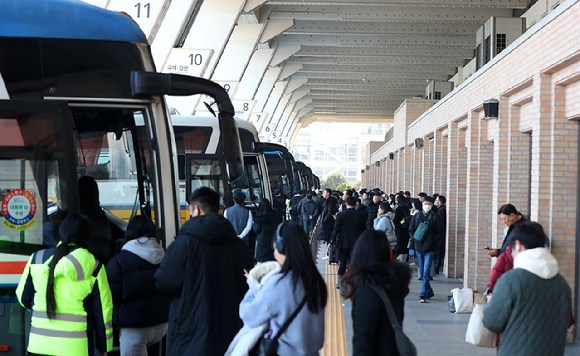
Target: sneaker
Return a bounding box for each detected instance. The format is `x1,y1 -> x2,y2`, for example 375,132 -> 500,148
322,256 -> 329,260
429,276 -> 433,281
417,276 -> 422,280
426,291 -> 435,300
419,298 -> 427,303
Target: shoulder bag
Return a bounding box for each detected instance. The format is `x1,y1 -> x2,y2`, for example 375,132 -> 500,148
413,211 -> 432,242
368,284 -> 417,356
250,296 -> 308,356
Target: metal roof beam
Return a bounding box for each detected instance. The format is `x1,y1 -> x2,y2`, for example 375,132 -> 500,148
293,71 -> 449,80
285,19 -> 483,36
270,5 -> 514,22
277,33 -> 474,47
267,0 -> 527,7
296,45 -> 474,58
288,56 -> 467,66
300,64 -> 456,73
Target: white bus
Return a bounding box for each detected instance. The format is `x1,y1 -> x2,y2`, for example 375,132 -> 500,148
172,116 -> 272,222
0,1 -> 244,354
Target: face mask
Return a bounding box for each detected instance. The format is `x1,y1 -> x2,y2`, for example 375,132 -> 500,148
423,205 -> 432,213
435,201 -> 440,206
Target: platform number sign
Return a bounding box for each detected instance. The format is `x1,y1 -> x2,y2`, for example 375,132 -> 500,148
249,112 -> 268,130
215,81 -> 239,99
107,0 -> 171,42
259,123 -> 275,142
232,100 -> 256,121
270,131 -> 283,144
163,48 -> 214,77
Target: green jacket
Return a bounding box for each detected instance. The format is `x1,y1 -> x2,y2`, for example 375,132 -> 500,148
16,245 -> 113,356
483,248 -> 571,356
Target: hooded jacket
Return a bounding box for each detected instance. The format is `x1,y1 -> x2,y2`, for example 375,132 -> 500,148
483,248 -> 571,356
225,262 -> 281,356
155,213 -> 255,356
106,237 -> 170,328
373,213 -> 396,247
253,210 -> 281,262
16,245 -> 113,356
351,263 -> 411,356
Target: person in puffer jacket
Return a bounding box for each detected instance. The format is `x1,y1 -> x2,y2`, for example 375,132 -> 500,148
301,193 -> 320,236
483,222 -> 572,356
225,261 -> 282,356
106,215 -> 170,356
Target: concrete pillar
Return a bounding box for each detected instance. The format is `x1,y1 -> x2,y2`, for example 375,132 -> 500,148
404,145 -> 414,193
421,136 -> 434,194
413,145 -> 423,196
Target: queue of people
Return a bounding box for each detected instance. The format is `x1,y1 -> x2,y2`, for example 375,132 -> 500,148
15,178 -> 575,356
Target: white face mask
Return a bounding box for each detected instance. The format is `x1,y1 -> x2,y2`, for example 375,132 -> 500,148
423,205 -> 432,213
434,201 -> 440,206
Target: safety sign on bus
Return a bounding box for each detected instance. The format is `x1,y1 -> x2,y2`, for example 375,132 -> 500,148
1,189 -> 36,231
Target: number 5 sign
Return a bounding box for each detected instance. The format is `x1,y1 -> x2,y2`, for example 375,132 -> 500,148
162,48 -> 214,77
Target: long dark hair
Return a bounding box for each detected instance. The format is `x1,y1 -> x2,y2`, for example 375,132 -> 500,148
342,230 -> 392,299
275,222 -> 327,313
46,215 -> 92,319
256,198 -> 273,215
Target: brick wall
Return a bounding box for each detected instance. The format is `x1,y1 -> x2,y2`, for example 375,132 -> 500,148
365,0 -> 580,303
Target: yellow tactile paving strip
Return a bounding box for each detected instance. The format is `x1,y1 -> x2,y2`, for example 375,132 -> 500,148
321,262 -> 348,356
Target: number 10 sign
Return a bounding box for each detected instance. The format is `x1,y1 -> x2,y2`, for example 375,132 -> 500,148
162,48 -> 214,77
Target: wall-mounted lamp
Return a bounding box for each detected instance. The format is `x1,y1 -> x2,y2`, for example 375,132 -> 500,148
483,99 -> 499,119
414,138 -> 424,149
361,170 -> 365,174
389,152 -> 394,160
366,165 -> 370,170
375,161 -> 380,167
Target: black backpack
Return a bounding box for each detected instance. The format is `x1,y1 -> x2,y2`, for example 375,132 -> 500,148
290,196 -> 301,215
401,215 -> 413,229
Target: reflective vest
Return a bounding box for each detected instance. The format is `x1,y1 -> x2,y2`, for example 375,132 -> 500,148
16,244 -> 113,356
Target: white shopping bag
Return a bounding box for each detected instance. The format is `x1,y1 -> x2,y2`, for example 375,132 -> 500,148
450,287 -> 473,314
465,294 -> 497,348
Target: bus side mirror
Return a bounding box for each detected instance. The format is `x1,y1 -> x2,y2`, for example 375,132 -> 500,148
131,71 -> 244,182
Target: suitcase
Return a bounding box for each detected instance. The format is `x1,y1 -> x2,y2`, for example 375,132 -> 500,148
328,245 -> 339,264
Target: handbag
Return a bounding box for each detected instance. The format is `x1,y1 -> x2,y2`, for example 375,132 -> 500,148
450,287 -> 473,314
368,285 -> 417,356
250,296 -> 308,356
465,289 -> 497,347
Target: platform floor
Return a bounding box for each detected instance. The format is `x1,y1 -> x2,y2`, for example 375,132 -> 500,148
316,242 -> 580,356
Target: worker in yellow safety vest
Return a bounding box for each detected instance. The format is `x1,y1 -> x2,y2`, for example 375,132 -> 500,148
16,215 -> 113,356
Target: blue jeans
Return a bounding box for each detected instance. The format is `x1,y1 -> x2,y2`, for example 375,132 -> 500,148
416,251 -> 435,298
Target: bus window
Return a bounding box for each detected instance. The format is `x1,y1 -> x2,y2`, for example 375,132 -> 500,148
0,101 -> 76,255
231,155 -> 263,209
187,157 -> 226,212
73,109 -> 154,226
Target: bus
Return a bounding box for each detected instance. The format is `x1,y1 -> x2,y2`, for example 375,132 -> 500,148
257,143 -> 296,199
295,161 -> 314,192
172,116 -> 272,221
0,1 -> 243,354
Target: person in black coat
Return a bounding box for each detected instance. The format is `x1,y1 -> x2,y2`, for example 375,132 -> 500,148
155,188 -> 254,356
253,198 -> 281,262
393,195 -> 411,261
317,189 -> 338,242
485,203 -> 527,258
366,193 -> 382,229
301,192 -> 320,236
272,189 -> 286,221
106,215 -> 171,355
329,197 -> 367,278
342,229 -> 411,356
409,196 -> 444,302
434,195 -> 447,274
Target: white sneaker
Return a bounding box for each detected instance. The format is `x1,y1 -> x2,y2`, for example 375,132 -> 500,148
322,256 -> 329,260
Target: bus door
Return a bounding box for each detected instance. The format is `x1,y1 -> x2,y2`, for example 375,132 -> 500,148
184,154 -> 231,216
0,100 -> 78,355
